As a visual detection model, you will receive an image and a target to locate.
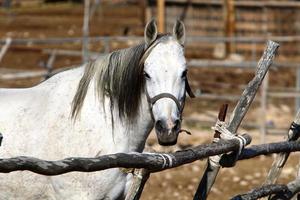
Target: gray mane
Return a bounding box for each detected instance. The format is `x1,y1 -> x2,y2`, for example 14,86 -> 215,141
71,36 -> 167,123
71,34 -> 171,122
71,43 -> 146,122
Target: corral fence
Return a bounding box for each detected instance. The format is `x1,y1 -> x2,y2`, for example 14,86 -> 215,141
1,41 -> 300,199
1,35 -> 300,143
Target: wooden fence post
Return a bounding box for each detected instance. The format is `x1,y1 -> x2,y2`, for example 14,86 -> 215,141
82,0 -> 90,63
264,109 -> 300,199
193,40 -> 279,199
0,37 -> 12,64
125,169 -> 150,200
296,67 -> 300,114
157,0 -> 165,33
193,104 -> 228,199
260,72 -> 269,143
44,50 -> 57,79
223,0 -> 236,55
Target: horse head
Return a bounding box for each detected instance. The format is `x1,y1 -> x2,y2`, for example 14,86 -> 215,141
143,19 -> 195,146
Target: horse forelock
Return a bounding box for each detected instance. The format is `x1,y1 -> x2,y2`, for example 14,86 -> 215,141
71,34 -> 172,122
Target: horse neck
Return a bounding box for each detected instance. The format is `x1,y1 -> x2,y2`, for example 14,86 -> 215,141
83,79 -> 153,153
126,94 -> 154,152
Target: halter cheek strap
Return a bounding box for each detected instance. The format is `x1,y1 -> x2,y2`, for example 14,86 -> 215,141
185,79 -> 195,98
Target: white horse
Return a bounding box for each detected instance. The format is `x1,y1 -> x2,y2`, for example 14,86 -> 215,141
0,20 -> 194,200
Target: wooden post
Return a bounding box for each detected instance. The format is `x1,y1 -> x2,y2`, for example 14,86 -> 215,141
157,0 -> 165,33
260,72 -> 268,144
223,0 -> 236,55
194,41 -> 279,199
264,109 -> 300,194
194,104 -> 228,199
103,38 -> 110,54
296,67 -> 300,114
125,169 -> 150,200
139,0 -> 147,27
82,0 -> 90,63
90,0 -> 101,20
0,38 -> 12,64
44,50 -> 57,79
292,158 -> 300,200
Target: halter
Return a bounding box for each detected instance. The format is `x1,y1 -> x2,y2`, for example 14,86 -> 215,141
140,35 -> 195,121
145,80 -> 194,121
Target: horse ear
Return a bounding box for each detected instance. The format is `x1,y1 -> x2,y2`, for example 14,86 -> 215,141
144,19 -> 158,47
172,19 -> 185,45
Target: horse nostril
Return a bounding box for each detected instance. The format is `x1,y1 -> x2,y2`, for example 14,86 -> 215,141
155,120 -> 164,132
173,119 -> 181,131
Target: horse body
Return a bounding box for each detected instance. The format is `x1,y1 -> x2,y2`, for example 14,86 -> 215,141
0,67 -> 153,199
0,20 -> 191,199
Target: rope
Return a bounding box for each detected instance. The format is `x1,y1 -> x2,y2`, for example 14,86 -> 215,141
209,119 -> 248,167
142,152 -> 174,169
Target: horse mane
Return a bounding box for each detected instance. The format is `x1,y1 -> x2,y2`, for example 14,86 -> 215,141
71,34 -> 171,122
71,34 -> 171,123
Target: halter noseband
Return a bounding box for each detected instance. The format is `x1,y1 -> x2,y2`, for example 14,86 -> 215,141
146,92 -> 183,112
145,80 -> 195,121
140,35 -> 195,121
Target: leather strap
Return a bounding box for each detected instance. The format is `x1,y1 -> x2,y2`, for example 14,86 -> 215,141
148,93 -> 182,111
185,79 -> 195,98
141,35 -> 196,120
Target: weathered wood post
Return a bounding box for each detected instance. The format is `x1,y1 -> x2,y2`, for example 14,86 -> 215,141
223,0 -> 236,55
296,67 -> 300,114
125,168 -> 150,200
260,72 -> 269,143
263,109 -> 300,200
193,40 -> 279,199
0,37 -> 12,64
44,50 -> 57,79
157,0 -> 165,33
82,0 -> 90,63
193,104 -> 228,199
264,109 -> 300,185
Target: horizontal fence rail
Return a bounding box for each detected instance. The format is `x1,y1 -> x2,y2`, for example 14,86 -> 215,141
3,137 -> 300,176
2,35 -> 300,45
231,177 -> 300,200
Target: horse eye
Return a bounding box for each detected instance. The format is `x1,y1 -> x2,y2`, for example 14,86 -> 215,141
181,70 -> 187,79
143,72 -> 151,79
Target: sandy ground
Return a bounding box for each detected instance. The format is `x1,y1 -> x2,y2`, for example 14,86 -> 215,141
141,127 -> 300,200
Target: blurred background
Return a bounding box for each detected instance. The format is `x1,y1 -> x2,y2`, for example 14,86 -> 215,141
0,0 -> 300,199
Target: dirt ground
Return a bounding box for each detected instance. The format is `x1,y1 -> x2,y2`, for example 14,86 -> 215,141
141,128 -> 299,200
0,2 -> 299,200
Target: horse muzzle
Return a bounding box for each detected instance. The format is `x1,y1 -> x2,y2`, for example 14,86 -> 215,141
154,118 -> 181,146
